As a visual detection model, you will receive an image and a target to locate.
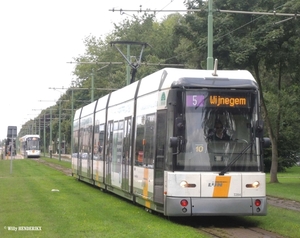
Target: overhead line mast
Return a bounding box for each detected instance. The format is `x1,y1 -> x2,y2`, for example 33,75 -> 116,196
67,61 -> 183,67
110,4 -> 298,70
67,61 -> 185,85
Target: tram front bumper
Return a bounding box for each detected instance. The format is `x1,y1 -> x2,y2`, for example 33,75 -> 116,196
164,196 -> 267,216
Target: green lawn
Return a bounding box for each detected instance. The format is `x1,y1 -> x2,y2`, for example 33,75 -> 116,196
266,166 -> 300,202
0,159 -> 204,238
1,159 -> 300,238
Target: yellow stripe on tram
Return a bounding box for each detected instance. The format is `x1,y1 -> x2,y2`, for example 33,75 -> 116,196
143,168 -> 151,208
95,160 -> 99,181
213,176 -> 231,197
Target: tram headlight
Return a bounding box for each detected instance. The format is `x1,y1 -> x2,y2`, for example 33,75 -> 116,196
180,181 -> 196,188
252,181 -> 260,188
180,181 -> 188,188
246,181 -> 260,188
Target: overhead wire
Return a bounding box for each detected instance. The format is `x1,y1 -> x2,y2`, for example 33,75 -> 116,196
164,3 -> 289,63
105,3 -> 291,68
158,0 -> 175,12
117,0 -> 185,19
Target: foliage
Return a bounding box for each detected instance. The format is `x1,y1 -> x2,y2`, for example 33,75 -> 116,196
175,0 -> 300,177
19,0 -> 300,174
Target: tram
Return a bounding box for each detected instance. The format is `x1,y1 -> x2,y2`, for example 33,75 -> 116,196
19,135 -> 40,158
72,68 -> 270,216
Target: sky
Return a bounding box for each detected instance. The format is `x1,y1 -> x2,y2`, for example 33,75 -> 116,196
0,0 -> 187,139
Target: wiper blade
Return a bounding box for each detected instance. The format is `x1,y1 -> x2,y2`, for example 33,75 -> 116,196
195,95 -> 208,109
219,142 -> 253,175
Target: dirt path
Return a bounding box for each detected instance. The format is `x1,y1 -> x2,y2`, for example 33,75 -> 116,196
35,159 -> 72,176
267,195 -> 300,212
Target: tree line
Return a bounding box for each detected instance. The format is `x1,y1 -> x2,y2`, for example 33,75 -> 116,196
19,0 -> 300,183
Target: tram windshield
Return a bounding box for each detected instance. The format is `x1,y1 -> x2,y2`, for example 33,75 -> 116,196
26,137 -> 39,150
174,89 -> 261,172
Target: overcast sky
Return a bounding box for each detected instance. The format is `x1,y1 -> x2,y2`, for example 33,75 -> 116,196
0,0 -> 186,139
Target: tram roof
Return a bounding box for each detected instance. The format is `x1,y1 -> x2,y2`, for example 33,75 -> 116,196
74,68 -> 258,117
138,68 -> 258,96
19,134 -> 40,141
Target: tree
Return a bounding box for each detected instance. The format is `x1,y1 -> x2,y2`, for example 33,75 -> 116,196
174,0 -> 300,182
20,0 -> 300,178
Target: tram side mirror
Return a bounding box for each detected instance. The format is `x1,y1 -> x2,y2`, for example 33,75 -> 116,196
169,137 -> 178,148
255,120 -> 264,137
169,136 -> 184,155
262,137 -> 271,148
175,116 -> 185,136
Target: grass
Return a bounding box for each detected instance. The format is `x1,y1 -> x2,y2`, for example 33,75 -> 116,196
266,166 -> 300,202
0,159 -> 204,238
1,159 -> 300,238
240,166 -> 300,237
240,204 -> 300,238
42,157 -> 71,169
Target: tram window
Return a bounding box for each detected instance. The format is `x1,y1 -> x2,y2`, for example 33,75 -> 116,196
72,121 -> 79,157
93,123 -> 105,160
144,114 -> 155,167
119,121 -> 124,130
112,120 -> 123,173
99,124 -> 105,158
135,114 -> 156,167
107,121 -> 114,162
156,110 -> 167,170
80,116 -> 93,159
135,116 -> 145,166
123,117 -> 131,164
114,121 -> 119,130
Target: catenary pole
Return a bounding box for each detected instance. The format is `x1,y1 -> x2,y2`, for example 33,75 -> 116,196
50,108 -> 52,158
207,0 -> 214,70
111,4 -> 297,70
44,114 -> 46,157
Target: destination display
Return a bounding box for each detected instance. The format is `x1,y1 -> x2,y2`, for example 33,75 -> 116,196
186,94 -> 249,108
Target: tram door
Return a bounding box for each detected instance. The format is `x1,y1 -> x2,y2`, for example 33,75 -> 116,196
105,118 -> 131,190
121,117 -> 131,192
72,110 -> 81,178
153,111 -> 167,204
106,121 -> 113,185
86,125 -> 93,180
79,118 -> 93,181
78,128 -> 83,177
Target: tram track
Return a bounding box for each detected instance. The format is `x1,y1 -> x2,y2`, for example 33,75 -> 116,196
200,227 -> 285,238
170,216 -> 285,238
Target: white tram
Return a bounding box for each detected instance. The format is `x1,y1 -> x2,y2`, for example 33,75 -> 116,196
72,68 -> 270,216
19,135 -> 41,158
